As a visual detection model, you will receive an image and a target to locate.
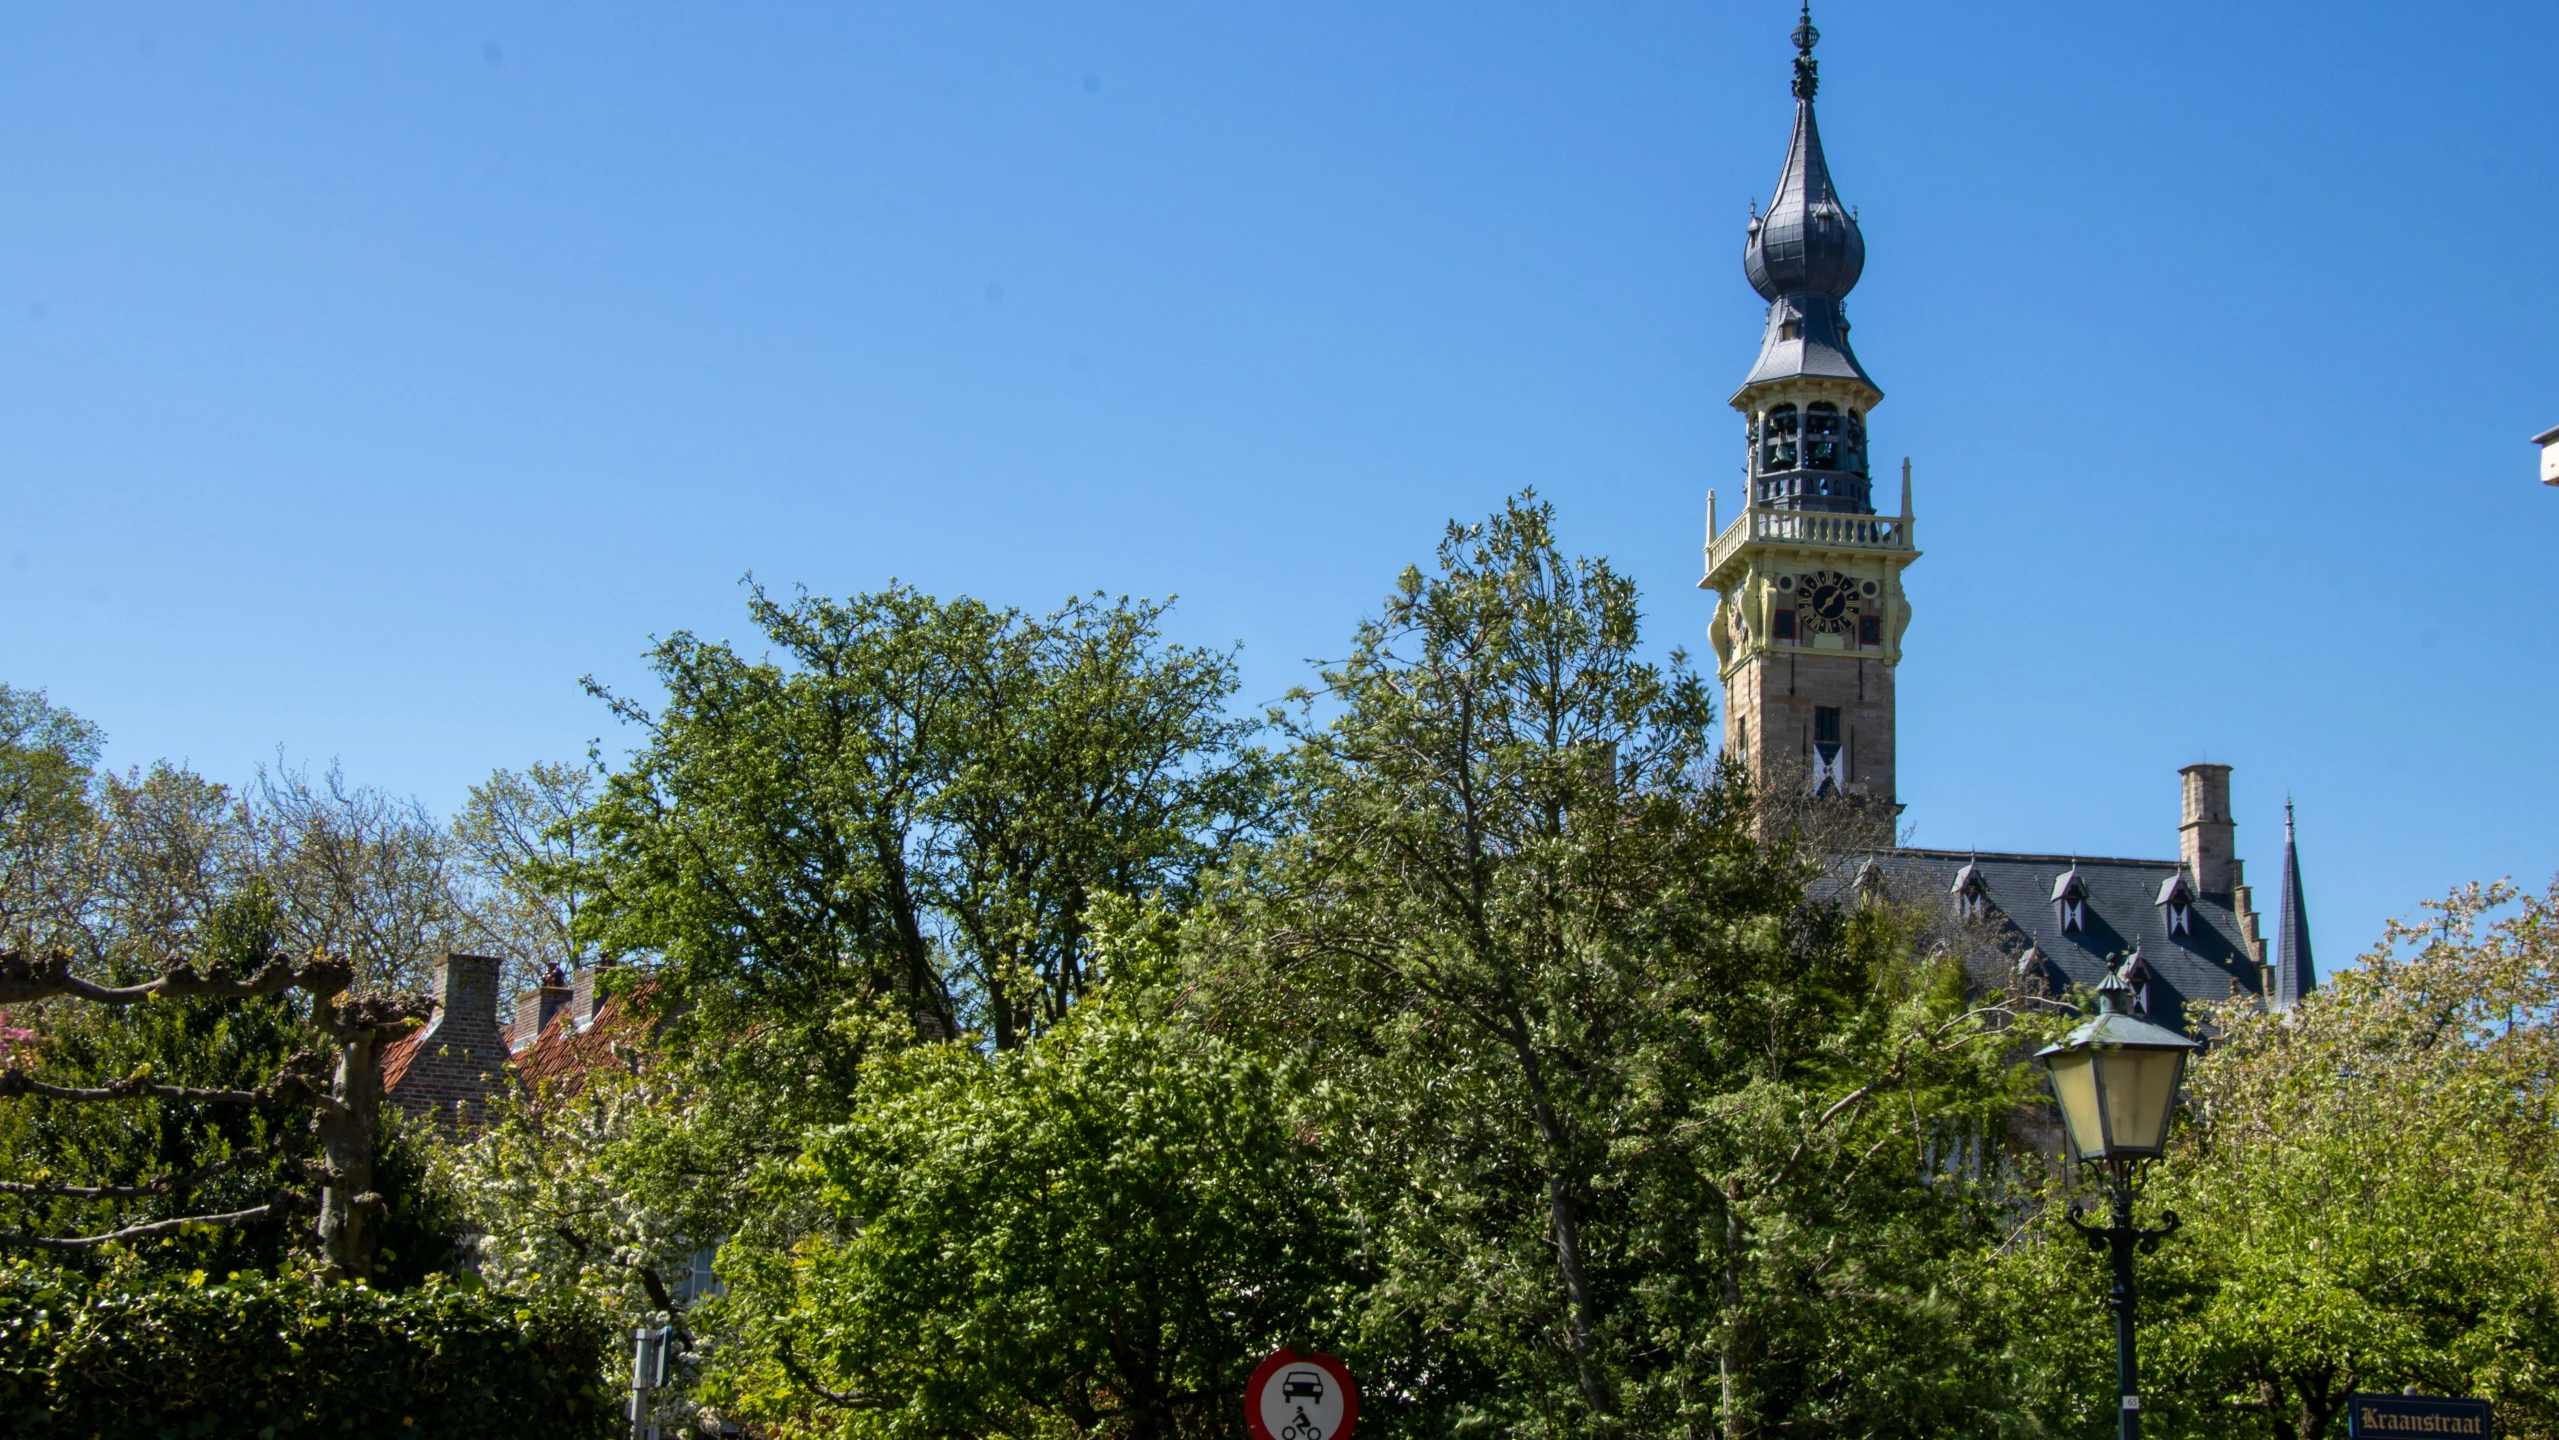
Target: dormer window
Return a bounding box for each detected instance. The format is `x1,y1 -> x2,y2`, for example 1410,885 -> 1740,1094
1951,860 -> 1989,920
2014,944 -> 2058,996
2156,872 -> 2197,939
2052,865 -> 2089,934
2119,949 -> 2155,1016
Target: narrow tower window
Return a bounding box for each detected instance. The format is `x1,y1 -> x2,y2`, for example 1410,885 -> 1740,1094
1811,706 -> 1845,796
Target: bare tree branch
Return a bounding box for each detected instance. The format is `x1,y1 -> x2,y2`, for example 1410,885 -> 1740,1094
0,1202 -> 282,1250
0,1147 -> 269,1200
0,1071 -> 275,1106
0,949 -> 351,1007
773,1333 -> 895,1411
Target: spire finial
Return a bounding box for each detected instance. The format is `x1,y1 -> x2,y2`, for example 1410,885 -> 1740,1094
1791,3 -> 1821,100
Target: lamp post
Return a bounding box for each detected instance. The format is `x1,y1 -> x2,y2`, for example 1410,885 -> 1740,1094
2036,966 -> 2198,1440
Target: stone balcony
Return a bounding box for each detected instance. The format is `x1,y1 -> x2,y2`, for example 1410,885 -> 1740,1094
1705,506 -> 1916,582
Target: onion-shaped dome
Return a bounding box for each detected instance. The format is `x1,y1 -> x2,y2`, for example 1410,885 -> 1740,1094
1742,10 -> 1865,304
1743,106 -> 1864,303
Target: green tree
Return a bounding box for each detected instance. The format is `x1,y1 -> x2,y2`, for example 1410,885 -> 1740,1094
0,692 -> 458,1283
0,686 -> 105,956
707,911 -> 1355,1440
1187,496 -> 2029,1439
575,581 -> 1268,1081
1994,878 -> 2559,1440
450,758 -> 615,1000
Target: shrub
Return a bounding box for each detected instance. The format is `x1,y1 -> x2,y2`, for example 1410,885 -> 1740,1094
0,1263 -> 618,1438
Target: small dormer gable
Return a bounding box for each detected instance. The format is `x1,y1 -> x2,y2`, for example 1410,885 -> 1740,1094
2014,943 -> 2059,996
2156,870 -> 2198,938
2052,864 -> 2089,933
1950,857 -> 1989,919
2116,946 -> 2156,1015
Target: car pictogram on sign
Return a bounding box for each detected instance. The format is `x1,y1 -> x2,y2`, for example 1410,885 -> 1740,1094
1247,1349 -> 1358,1440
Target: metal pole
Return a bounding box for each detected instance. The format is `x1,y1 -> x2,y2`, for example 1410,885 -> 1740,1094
2068,1163 -> 2177,1440
2109,1163 -> 2140,1440
630,1325 -> 661,1440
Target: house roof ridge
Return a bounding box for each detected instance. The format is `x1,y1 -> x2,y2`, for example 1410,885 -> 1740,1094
1881,846 -> 2182,868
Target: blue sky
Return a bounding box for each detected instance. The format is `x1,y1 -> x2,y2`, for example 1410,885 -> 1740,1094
3,2 -> 2554,968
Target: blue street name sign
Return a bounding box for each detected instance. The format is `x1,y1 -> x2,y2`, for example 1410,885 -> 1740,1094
2347,1394 -> 2493,1438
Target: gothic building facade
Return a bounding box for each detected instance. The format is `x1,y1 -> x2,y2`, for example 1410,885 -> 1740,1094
1701,12 -> 2315,1028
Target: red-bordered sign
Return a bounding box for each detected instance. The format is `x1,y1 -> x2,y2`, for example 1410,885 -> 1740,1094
1246,1349 -> 1358,1440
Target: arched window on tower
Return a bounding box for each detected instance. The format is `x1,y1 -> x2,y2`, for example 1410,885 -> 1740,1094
1844,409 -> 1868,477
1805,402 -> 1842,470
1761,404 -> 1799,474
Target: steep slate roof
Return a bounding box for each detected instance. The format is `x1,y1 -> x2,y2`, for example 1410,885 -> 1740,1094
1852,848 -> 2267,1031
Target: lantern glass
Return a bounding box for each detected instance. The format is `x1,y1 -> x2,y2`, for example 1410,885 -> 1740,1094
2096,1043 -> 2187,1157
2046,1047 -> 2106,1160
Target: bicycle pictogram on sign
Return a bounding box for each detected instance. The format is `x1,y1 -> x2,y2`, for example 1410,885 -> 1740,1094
1246,1350 -> 1358,1440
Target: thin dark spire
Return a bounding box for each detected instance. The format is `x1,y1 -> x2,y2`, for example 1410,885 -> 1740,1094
2274,797 -> 2316,1010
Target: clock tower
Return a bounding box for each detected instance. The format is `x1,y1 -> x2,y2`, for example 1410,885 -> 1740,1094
1702,7 -> 1916,834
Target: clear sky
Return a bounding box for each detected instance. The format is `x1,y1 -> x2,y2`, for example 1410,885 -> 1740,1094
4,2 -> 2554,969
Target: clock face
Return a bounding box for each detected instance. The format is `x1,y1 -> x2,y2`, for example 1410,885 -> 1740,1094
1799,570 -> 1857,634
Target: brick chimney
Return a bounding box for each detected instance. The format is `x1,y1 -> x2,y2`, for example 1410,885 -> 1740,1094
419,953 -> 507,1048
569,960 -> 617,1030
2178,763 -> 2236,896
386,953 -> 515,1126
511,967 -> 574,1053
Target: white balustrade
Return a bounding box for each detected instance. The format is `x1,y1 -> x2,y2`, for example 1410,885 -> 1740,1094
1707,507 -> 1913,573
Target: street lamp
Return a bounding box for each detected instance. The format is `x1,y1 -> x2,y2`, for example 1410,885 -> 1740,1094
2036,965 -> 2199,1439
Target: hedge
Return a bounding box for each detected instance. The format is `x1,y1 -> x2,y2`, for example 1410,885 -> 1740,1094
0,1264 -> 619,1438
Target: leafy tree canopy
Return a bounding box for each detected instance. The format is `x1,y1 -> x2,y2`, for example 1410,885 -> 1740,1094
573,581 -> 1273,1087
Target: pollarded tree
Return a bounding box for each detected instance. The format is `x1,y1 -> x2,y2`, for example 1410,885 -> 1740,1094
0,946 -> 427,1280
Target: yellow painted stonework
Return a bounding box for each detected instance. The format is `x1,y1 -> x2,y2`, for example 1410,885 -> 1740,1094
1701,376 -> 1919,811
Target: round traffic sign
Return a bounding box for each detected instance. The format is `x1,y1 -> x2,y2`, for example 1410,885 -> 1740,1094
1245,1350 -> 1358,1440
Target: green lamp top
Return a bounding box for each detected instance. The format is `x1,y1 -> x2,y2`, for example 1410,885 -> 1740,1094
2034,967 -> 2201,1060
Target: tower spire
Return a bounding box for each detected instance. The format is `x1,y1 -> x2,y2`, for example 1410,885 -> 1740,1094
2273,798 -> 2316,1010
1738,5 -> 1874,411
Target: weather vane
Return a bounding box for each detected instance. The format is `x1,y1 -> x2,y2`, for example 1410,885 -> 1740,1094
1791,2 -> 1820,101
